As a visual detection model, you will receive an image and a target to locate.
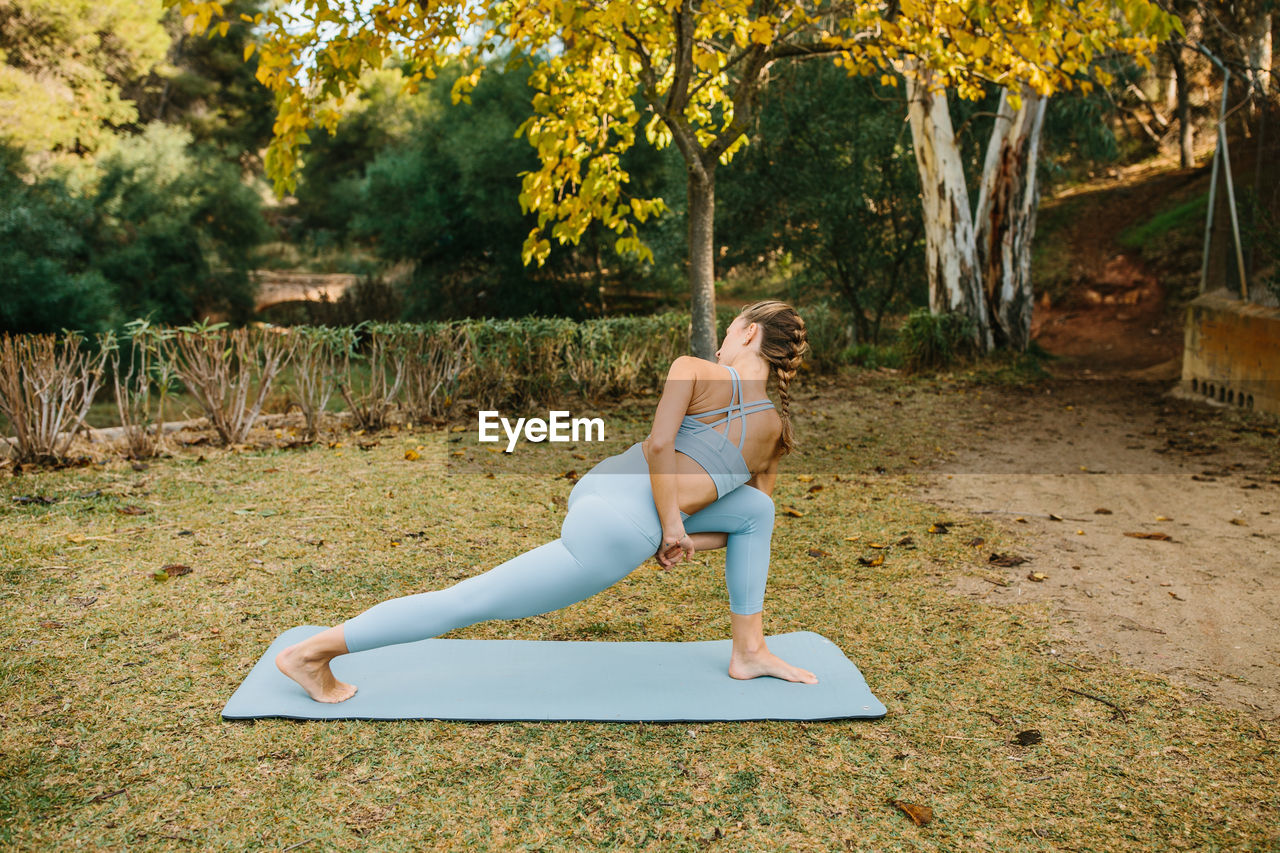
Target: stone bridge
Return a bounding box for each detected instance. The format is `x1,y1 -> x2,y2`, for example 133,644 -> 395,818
252,270 -> 359,313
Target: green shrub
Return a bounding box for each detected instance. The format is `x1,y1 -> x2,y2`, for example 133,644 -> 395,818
842,343 -> 904,370
0,148 -> 117,335
796,302 -> 852,374
897,308 -> 977,372
91,124 -> 269,325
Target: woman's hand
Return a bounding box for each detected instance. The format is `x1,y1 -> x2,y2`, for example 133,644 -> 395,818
656,529 -> 695,568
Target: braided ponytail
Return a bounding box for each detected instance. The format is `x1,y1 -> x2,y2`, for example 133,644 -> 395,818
739,300 -> 808,455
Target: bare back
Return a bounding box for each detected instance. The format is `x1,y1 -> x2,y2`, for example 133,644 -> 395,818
642,359 -> 782,517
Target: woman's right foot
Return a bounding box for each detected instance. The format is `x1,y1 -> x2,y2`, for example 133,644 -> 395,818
275,644 -> 358,703
728,647 -> 819,683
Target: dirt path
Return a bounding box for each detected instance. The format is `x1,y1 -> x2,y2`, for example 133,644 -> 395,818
915,380 -> 1279,718
1029,158 -> 1220,380
915,158 -> 1279,718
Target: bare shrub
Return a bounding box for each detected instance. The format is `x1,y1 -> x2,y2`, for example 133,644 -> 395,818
400,322 -> 470,423
289,325 -> 351,441
0,332 -> 108,464
108,321 -> 179,459
166,321 -> 294,445
337,322 -> 406,431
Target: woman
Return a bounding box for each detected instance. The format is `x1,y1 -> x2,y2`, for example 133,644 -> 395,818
276,300 -> 817,703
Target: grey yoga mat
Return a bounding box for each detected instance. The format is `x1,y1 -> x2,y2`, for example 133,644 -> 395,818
221,626 -> 887,722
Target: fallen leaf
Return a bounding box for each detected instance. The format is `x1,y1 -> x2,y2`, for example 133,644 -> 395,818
807,548 -> 830,558
844,534 -> 862,542
891,800 -> 933,827
1047,513 -> 1064,522
1169,591 -> 1185,601
161,564 -> 192,577
13,495 -> 57,505
856,554 -> 885,567
989,553 -> 1028,567
1013,729 -> 1042,746
560,470 -> 578,481
782,507 -> 805,518
571,453 -> 586,460
1027,571 -> 1047,582
1015,516 -> 1028,523
117,505 -> 150,516
964,537 -> 985,548
1155,515 -> 1172,522
927,522 -> 950,534
404,449 -> 420,461
1229,518 -> 1248,526
797,474 -> 814,483
896,536 -> 915,547
807,484 -> 824,494
1094,507 -> 1113,515
867,542 -> 887,549
1123,531 -> 1172,541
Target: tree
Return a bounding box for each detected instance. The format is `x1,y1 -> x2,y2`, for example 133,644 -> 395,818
127,0 -> 275,159
890,1 -> 1181,350
172,0 -> 1178,355
0,0 -> 169,165
91,123 -> 269,324
0,146 -> 116,334
717,61 -> 924,343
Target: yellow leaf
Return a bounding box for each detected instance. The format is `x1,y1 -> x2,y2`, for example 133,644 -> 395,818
243,42 -> 255,62
404,449 -> 420,461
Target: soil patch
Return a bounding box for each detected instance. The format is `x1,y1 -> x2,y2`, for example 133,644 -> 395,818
915,378 -> 1280,719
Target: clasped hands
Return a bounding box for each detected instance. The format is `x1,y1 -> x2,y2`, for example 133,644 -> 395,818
655,528 -> 695,568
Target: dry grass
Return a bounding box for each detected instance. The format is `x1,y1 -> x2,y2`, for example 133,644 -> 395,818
1,372 -> 1276,851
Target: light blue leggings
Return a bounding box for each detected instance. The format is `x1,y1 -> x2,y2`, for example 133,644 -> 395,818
341,442 -> 775,653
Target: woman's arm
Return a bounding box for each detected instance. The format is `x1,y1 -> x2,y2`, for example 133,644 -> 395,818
647,356 -> 700,560
655,450 -> 779,568
655,531 -> 726,568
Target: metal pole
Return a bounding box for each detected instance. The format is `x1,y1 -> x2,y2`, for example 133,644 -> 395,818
1198,45 -> 1250,301
1199,86 -> 1222,295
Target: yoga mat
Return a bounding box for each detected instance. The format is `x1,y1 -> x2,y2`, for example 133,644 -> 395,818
222,626 -> 886,722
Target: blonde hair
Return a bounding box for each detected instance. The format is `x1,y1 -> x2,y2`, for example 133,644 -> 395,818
739,300 -> 807,455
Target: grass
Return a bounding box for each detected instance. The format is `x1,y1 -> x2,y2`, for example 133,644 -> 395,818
1,372 -> 1276,850
1118,194 -> 1208,252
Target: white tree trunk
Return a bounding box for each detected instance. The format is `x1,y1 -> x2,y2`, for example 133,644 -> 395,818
974,87 -> 1049,351
903,64 -> 992,351
1246,11 -> 1272,96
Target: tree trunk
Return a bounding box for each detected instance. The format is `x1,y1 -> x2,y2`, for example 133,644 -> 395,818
1168,42 -> 1194,168
1246,11 -> 1273,97
974,87 -> 1048,351
903,65 -> 992,352
687,160 -> 717,360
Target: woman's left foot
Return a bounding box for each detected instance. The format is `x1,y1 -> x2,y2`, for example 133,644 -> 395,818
728,648 -> 819,683
275,644 -> 358,703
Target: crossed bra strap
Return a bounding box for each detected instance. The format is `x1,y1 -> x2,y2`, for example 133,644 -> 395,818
693,365 -> 774,448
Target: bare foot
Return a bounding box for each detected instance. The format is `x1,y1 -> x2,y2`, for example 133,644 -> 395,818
275,644 -> 358,703
728,647 -> 819,683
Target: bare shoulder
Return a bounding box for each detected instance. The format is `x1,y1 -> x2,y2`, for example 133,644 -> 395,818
666,355 -> 716,379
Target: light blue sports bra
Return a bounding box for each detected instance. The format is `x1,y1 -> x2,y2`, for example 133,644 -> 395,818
674,365 -> 776,499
